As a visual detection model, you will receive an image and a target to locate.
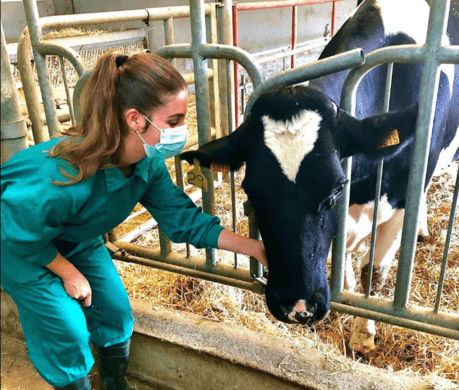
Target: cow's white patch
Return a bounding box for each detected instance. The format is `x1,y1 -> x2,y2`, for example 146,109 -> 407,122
262,110 -> 321,183
346,194 -> 396,252
376,0 -> 430,44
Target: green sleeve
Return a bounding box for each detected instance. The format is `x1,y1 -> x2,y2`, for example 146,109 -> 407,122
1,157 -> 76,266
140,161 -> 224,249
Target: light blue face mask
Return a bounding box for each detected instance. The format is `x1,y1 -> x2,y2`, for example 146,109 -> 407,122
136,115 -> 188,160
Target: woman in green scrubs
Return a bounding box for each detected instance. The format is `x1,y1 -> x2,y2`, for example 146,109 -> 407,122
1,51 -> 266,390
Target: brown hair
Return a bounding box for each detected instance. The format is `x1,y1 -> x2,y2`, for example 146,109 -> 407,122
49,51 -> 187,185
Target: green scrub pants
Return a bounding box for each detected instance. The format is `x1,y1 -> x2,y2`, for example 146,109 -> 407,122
0,237 -> 134,388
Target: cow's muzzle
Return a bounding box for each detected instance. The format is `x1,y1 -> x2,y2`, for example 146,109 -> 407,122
266,292 -> 330,325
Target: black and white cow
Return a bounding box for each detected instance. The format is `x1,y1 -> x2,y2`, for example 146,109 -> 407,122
181,0 -> 459,352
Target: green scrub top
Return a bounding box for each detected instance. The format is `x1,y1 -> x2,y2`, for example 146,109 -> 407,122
1,138 -> 224,268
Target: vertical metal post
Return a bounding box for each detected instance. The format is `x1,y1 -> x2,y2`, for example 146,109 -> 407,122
232,3 -> 240,128
330,158 -> 351,299
393,0 -> 451,309
365,63 -> 393,298
331,1 -> 336,37
217,0 -> 234,141
1,22 -> 29,163
17,28 -> 49,144
23,0 -> 60,137
190,0 -> 217,268
208,5 -> 221,136
291,5 -> 297,69
164,16 -> 183,258
434,166 -> 459,312
59,57 -> 76,126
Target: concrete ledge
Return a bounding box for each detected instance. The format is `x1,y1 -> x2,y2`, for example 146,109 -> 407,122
129,298 -> 449,390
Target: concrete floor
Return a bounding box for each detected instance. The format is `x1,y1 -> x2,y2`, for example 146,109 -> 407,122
0,332 -> 157,390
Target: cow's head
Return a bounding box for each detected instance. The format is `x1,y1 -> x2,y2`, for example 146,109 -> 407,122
181,85 -> 417,325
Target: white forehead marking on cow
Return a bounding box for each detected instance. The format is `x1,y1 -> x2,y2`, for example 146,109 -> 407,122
376,0 -> 429,44
262,110 -> 322,183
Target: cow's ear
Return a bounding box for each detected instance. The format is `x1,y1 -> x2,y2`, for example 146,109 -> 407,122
180,120 -> 251,171
337,104 -> 418,159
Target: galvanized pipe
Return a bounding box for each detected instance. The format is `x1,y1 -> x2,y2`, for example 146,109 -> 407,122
232,0 -> 342,126
216,0 -> 234,142
365,63 -> 393,298
1,22 -> 29,163
434,165 -> 459,313
245,48 -> 365,118
113,241 -> 258,285
394,0 -> 451,310
208,5 -> 221,136
59,57 -> 76,126
291,5 -> 297,69
38,6 -> 212,31
332,299 -> 459,340
112,251 -> 265,294
189,0 -> 217,268
16,27 -> 48,144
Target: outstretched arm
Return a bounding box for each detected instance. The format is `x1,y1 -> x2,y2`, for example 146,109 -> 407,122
217,229 -> 267,268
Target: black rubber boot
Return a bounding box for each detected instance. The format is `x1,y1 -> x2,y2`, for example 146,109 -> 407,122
53,376 -> 91,389
95,339 -> 133,390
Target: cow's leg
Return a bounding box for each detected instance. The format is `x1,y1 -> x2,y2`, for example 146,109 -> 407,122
418,191 -> 429,238
349,208 -> 405,353
344,253 -> 356,291
360,208 -> 405,294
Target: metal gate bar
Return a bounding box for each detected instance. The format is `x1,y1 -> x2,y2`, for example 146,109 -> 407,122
232,0 -> 343,127
330,0 -> 459,338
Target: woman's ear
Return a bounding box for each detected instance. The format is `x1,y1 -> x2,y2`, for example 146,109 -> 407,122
125,109 -> 146,131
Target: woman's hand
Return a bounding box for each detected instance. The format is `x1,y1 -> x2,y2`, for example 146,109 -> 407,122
62,273 -> 92,307
46,252 -> 92,306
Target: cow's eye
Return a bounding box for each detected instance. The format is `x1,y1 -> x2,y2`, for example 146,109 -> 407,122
317,179 -> 348,212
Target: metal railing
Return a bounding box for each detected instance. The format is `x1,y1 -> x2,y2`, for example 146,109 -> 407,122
232,0 -> 344,127
7,0 -> 459,340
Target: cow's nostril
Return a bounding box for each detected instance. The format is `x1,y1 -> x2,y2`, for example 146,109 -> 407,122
286,299 -> 316,324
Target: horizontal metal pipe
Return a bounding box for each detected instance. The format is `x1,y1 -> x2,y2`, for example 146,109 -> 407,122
39,5 -> 212,31
341,45 -> 425,106
236,0 -> 344,11
246,48 -> 365,116
331,302 -> 459,340
200,44 -> 263,87
257,39 -> 328,65
111,251 -> 264,293
156,43 -> 263,88
334,291 -> 459,338
437,45 -> 459,63
113,241 -> 255,284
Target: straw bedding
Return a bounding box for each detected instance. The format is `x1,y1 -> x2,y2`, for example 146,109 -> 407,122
114,97 -> 459,385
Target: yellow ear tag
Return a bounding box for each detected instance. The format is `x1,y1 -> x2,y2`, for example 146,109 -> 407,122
187,158 -> 208,191
378,129 -> 400,148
